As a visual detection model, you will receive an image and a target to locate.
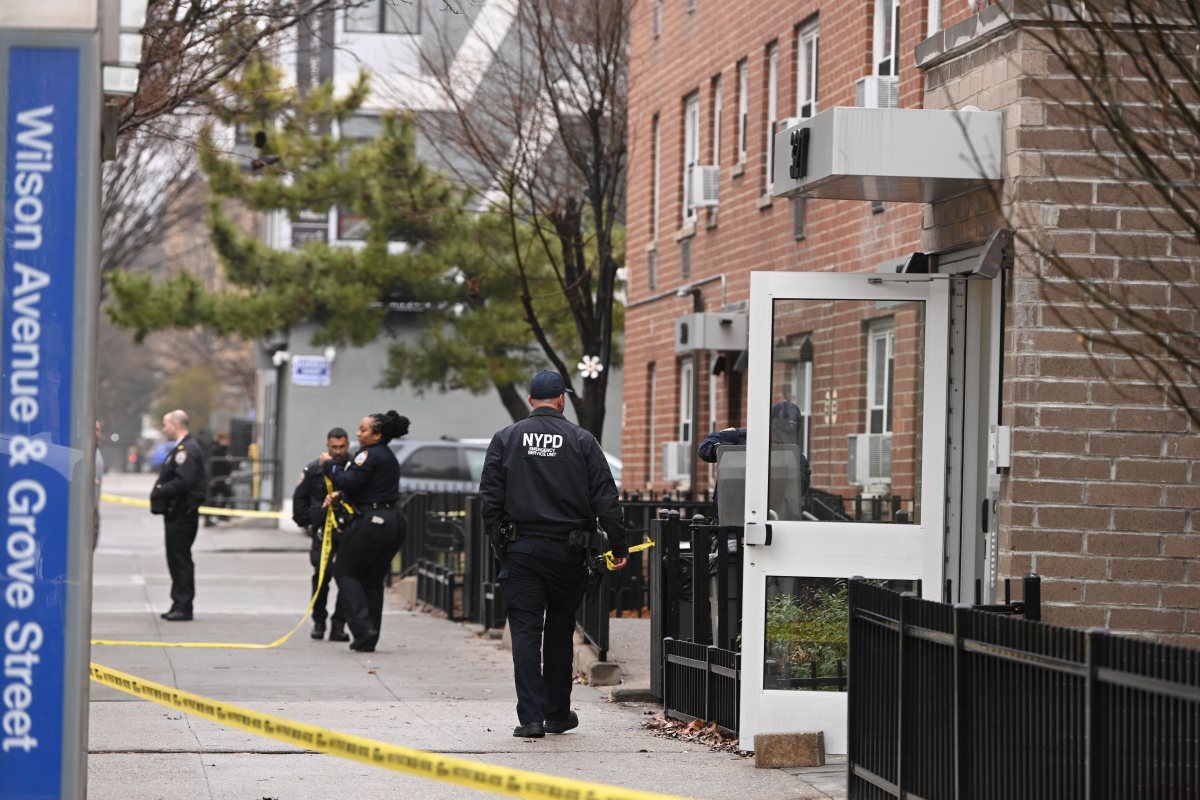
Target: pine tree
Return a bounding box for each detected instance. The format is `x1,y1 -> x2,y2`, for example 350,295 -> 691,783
106,59 -> 605,425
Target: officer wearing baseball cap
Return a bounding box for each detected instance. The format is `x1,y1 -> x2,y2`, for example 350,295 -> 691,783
480,369 -> 628,739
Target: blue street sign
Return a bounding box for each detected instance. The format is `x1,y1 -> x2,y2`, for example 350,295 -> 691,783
1,45 -> 81,799
291,355 -> 332,387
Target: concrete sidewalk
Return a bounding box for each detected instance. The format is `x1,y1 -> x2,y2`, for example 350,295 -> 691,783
89,473 -> 845,799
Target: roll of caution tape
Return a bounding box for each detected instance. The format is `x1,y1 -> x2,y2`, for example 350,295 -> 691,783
101,492 -> 286,520
91,502 -> 336,649
89,662 -> 687,800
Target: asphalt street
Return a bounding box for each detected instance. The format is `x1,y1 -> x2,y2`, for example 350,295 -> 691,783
87,472 -> 846,799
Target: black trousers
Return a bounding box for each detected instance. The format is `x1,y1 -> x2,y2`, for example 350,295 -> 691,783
164,511 -> 199,612
499,538 -> 585,725
333,509 -> 405,640
310,528 -> 345,628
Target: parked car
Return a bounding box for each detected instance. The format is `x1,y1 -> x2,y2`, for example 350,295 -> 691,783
391,437 -> 622,494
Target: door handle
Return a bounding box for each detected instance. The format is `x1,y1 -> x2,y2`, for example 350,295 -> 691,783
746,522 -> 773,546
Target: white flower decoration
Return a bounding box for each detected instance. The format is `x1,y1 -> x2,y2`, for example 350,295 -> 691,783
577,355 -> 605,379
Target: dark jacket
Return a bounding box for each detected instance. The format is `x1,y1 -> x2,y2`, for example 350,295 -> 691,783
150,434 -> 207,518
292,458 -> 329,529
698,426 -> 812,495
324,442 -> 400,506
479,407 -> 627,558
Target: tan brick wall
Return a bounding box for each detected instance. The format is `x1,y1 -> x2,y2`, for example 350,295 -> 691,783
923,26 -> 1199,645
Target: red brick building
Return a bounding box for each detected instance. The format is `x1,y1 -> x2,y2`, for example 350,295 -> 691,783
623,0 -> 1200,650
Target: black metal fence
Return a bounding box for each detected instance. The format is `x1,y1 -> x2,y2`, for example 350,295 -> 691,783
662,638 -> 741,735
848,577 -> 1200,800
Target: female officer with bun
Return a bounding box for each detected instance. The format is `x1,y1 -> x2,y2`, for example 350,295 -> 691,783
320,410 -> 409,652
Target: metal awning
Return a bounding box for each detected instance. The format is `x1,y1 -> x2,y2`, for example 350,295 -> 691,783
772,107 -> 1003,204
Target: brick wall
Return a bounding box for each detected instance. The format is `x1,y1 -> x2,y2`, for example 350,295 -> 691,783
626,0 -> 935,492
922,24 -> 1199,645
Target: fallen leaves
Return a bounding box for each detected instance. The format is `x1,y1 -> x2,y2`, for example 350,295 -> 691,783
641,715 -> 752,757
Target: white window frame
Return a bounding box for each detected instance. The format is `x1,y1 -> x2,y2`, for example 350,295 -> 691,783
652,0 -> 662,38
927,0 -> 941,38
797,23 -> 819,119
737,60 -> 748,164
867,321 -> 896,435
345,0 -> 421,34
874,0 -> 901,77
679,359 -> 694,444
683,93 -> 700,225
711,76 -> 722,167
764,43 -> 778,194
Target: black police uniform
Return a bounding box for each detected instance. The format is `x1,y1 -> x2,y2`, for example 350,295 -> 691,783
292,458 -> 348,636
150,434 -> 207,616
479,407 -> 627,730
324,442 -> 405,651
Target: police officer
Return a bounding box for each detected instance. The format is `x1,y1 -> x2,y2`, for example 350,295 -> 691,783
293,427 -> 352,641
480,370 -> 628,739
150,409 -> 207,621
320,411 -> 409,653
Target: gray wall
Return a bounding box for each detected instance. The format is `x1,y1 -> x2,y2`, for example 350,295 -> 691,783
278,317 -> 622,525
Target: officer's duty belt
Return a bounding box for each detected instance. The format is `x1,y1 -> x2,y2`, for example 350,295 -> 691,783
361,500 -> 399,510
514,529 -> 569,542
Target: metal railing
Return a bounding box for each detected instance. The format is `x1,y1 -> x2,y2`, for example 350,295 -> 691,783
662,638 -> 741,736
848,575 -> 1200,800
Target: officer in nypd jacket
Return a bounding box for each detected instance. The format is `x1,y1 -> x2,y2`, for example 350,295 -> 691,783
292,427 -> 352,640
150,409 -> 207,621
480,370 -> 628,739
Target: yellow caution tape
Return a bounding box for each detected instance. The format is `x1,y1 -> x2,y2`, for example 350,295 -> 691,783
91,502 -> 337,649
88,662 -> 687,800
101,492 -> 286,520
605,538 -> 655,571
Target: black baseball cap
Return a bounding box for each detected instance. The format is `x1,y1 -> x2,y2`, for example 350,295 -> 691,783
529,370 -> 574,399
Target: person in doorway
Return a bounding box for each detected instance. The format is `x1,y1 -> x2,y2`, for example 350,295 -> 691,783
293,427 -> 352,641
698,400 -> 812,516
150,410 -> 208,621
320,411 -> 409,652
205,432 -> 235,526
480,370 -> 628,739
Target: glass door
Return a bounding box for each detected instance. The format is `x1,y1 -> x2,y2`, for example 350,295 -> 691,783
739,271 -> 950,752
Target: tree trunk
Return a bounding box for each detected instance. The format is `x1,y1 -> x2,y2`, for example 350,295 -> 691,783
496,381 -> 529,424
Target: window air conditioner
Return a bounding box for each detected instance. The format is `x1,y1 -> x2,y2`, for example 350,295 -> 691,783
662,440 -> 692,481
854,75 -> 899,109
847,433 -> 893,486
690,165 -> 720,208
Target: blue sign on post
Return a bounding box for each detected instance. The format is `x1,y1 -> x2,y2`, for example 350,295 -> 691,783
1,46 -> 81,798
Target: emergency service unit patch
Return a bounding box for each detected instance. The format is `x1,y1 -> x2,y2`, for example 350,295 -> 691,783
522,432 -> 563,457
175,451 -> 187,465
354,451 -> 368,466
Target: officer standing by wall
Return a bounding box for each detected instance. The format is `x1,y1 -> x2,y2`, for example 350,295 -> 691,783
320,411 -> 409,652
293,427 -> 352,641
150,409 -> 208,621
480,370 -> 628,739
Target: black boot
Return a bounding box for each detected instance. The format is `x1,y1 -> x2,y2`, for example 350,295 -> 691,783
328,625 -> 349,642
311,622 -> 326,640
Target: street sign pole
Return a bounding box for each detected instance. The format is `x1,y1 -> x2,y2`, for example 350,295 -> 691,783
1,3 -> 102,797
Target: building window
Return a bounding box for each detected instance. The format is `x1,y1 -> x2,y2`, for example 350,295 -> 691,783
867,321 -> 895,434
927,0 -> 941,38
736,59 -> 748,164
651,114 -> 661,240
711,76 -> 722,166
652,0 -> 662,38
875,0 -> 901,77
797,22 -> 819,119
647,363 -> 657,483
764,42 -> 778,194
780,335 -> 814,454
683,92 -> 700,224
345,0 -> 421,34
679,359 -> 694,444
